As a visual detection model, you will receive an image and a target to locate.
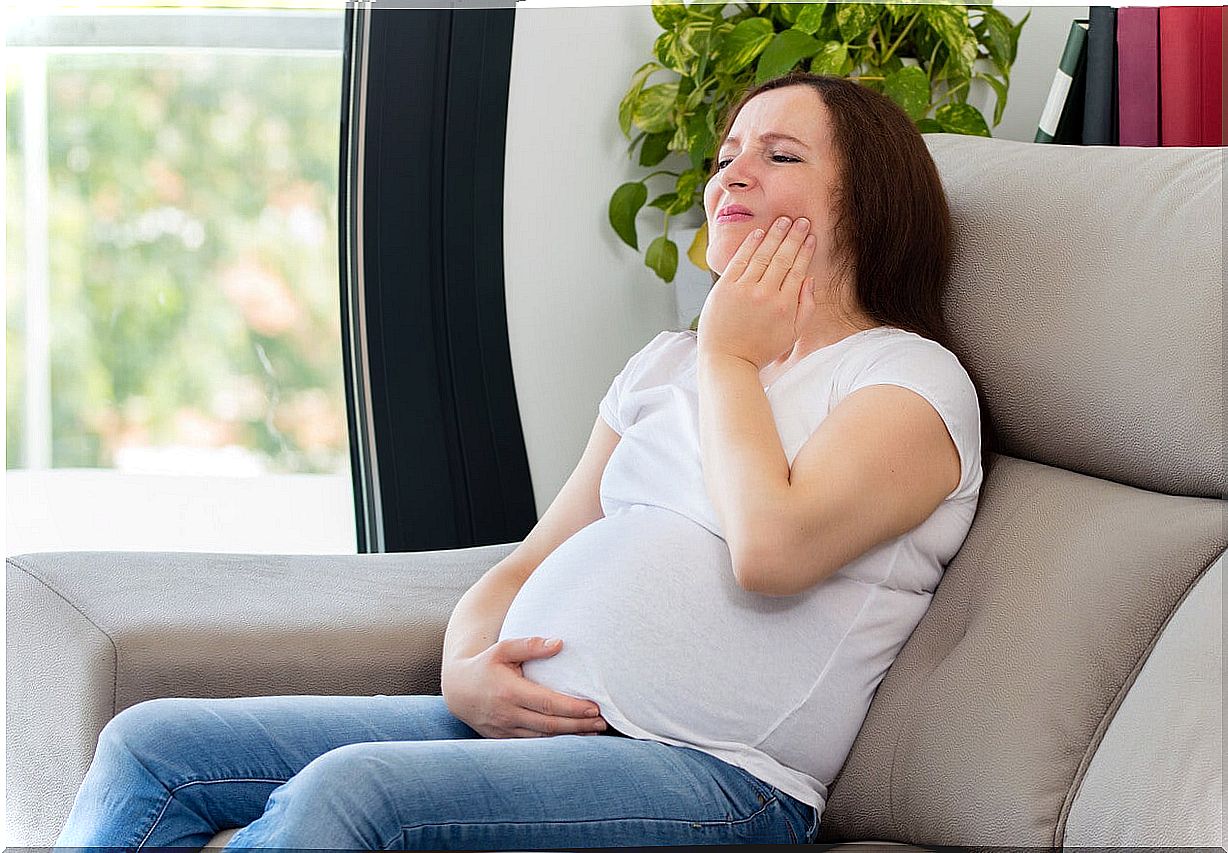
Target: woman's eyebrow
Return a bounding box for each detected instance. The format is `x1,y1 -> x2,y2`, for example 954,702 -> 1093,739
720,132 -> 812,151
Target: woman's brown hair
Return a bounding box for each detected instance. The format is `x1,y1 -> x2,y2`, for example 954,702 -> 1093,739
707,70 -> 998,462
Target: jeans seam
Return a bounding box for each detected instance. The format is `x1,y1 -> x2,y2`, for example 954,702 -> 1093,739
170,776 -> 290,792
385,803 -> 780,850
136,793 -> 175,850
134,777 -> 289,849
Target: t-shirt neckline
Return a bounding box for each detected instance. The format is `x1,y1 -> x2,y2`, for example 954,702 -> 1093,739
761,326 -> 897,392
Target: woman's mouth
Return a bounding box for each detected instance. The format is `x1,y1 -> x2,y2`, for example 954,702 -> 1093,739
715,212 -> 754,223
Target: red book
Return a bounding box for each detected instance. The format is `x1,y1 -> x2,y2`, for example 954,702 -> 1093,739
1198,6 -> 1223,145
1118,6 -> 1160,146
1160,7 -> 1203,145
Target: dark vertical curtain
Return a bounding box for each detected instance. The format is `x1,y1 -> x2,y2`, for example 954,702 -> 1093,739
339,2 -> 536,553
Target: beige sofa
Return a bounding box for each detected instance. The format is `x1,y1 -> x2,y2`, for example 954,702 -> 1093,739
8,134 -> 1223,848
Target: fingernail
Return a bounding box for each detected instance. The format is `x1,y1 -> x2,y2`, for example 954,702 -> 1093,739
751,228 -> 765,240
587,708 -> 600,716
797,217 -> 810,230
775,216 -> 790,229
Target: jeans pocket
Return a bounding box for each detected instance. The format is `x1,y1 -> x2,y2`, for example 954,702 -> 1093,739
731,767 -> 818,844
727,763 -> 777,806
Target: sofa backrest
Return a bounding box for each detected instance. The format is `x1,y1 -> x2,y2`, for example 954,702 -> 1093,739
818,135 -> 1225,846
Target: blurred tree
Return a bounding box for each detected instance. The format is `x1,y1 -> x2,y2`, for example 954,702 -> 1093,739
6,48 -> 345,474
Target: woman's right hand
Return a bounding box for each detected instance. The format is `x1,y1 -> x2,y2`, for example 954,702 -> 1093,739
440,636 -> 610,739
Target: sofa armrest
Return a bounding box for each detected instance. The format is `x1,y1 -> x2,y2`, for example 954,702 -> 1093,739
6,543 -> 518,846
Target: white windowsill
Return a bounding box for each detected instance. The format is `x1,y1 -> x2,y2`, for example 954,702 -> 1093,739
5,469 -> 358,557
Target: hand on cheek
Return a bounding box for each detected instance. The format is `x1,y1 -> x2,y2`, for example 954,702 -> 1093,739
697,215 -> 819,370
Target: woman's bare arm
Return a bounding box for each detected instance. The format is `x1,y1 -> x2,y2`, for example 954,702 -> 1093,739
442,415 -> 621,663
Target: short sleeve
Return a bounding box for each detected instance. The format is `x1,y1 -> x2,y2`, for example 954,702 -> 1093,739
846,338 -> 983,502
598,330 -> 677,436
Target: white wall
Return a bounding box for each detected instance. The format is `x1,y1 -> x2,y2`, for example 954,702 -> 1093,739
503,3 -> 1088,518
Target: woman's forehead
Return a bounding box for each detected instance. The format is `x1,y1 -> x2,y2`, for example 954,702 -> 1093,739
725,87 -> 829,149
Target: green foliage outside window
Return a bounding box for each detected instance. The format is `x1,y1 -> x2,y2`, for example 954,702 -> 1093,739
6,51 -> 346,474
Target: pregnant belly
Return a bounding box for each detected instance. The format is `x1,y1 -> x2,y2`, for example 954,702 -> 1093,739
497,504 -> 809,744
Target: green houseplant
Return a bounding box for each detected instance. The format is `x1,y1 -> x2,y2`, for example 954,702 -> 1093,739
609,0 -> 1029,286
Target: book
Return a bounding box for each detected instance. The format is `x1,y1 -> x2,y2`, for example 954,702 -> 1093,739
1160,6 -> 1205,145
1117,6 -> 1160,146
1036,19 -> 1089,144
1198,5 -> 1223,145
1083,6 -> 1118,145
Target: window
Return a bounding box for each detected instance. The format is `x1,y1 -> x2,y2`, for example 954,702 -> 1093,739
6,4 -> 355,554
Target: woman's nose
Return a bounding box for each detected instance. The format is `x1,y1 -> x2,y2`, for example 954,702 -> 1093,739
718,154 -> 755,188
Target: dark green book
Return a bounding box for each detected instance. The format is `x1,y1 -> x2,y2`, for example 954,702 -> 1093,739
1083,6 -> 1118,145
1035,19 -> 1090,144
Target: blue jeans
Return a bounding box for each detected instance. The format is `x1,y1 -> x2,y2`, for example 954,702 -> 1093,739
55,694 -> 821,849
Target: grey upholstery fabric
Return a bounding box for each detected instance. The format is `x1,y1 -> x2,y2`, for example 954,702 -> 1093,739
1064,554 -> 1223,845
928,135 -> 1222,499
6,544 -> 515,846
817,456 -> 1225,846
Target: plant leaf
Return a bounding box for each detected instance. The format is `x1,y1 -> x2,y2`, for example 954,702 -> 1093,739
934,102 -> 990,137
648,191 -> 679,211
809,40 -> 848,76
677,16 -> 713,77
689,2 -> 727,21
980,7 -> 1015,68
651,0 -> 687,30
883,65 -> 929,120
1009,9 -> 1031,63
668,169 -> 703,214
646,234 -> 680,282
715,17 -> 774,74
625,130 -> 646,157
775,2 -> 800,26
687,221 -> 710,271
793,3 -> 826,36
639,130 -> 672,166
836,3 -> 876,42
618,61 -> 662,138
685,107 -> 716,171
975,71 -> 1008,127
917,117 -> 943,133
609,182 -> 648,249
654,30 -> 688,74
919,3 -> 977,79
632,82 -> 680,134
755,28 -> 821,84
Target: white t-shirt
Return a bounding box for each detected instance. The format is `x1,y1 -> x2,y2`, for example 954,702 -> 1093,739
498,326 -> 983,816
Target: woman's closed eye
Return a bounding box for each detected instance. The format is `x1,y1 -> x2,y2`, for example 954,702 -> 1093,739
715,153 -> 800,170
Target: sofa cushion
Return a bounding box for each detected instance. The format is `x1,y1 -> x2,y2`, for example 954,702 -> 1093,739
818,454 -> 1225,845
925,134 -> 1222,499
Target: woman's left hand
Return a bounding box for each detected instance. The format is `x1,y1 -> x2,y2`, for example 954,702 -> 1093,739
697,215 -> 819,370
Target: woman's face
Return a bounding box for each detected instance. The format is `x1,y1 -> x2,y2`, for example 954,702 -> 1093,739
702,86 -> 842,279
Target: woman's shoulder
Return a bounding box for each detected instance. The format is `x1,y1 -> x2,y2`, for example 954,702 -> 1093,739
843,326 -> 975,391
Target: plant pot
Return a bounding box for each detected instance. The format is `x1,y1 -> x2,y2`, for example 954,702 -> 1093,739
671,223 -> 712,332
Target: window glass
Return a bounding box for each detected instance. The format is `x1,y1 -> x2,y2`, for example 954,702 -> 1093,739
6,5 -> 355,554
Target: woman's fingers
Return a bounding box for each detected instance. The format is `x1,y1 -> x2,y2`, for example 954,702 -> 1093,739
720,226 -> 767,284
524,684 -> 601,721
516,707 -> 609,736
762,217 -> 813,292
721,216 -> 815,291
744,215 -> 795,284
780,231 -> 817,296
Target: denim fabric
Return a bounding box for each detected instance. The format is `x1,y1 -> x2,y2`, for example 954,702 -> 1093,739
55,694 -> 820,849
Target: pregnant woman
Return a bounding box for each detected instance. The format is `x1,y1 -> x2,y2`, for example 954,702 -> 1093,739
55,71 -> 986,849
